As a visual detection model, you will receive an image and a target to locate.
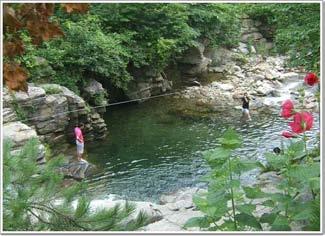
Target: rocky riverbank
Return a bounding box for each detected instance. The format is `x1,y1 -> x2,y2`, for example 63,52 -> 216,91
3,84 -> 108,163
85,170 -> 302,232
176,54 -> 318,116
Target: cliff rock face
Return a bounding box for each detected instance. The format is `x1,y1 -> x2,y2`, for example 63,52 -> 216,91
3,121 -> 46,164
3,84 -> 108,159
237,15 -> 274,54
125,70 -> 173,100
178,42 -> 212,82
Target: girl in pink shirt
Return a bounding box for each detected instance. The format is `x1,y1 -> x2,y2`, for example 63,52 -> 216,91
74,124 -> 84,161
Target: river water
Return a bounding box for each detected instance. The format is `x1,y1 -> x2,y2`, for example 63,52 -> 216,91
85,97 -> 319,203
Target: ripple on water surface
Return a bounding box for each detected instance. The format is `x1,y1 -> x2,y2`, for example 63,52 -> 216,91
85,98 -> 320,202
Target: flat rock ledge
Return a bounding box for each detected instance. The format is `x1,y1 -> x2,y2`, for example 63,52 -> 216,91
86,171 -> 303,232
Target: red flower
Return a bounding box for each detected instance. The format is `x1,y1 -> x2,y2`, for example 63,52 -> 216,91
289,112 -> 313,133
282,131 -> 296,138
281,99 -> 294,119
304,73 -> 319,86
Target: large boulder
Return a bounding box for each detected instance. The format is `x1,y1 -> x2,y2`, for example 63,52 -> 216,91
3,107 -> 17,123
3,121 -> 45,163
4,122 -> 38,148
241,32 -> 263,43
83,79 -> 108,107
126,81 -> 151,100
255,82 -> 275,96
178,42 -> 212,77
211,82 -> 234,91
279,72 -> 300,81
59,159 -> 97,180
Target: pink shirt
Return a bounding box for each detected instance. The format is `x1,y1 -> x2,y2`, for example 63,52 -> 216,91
74,127 -> 84,143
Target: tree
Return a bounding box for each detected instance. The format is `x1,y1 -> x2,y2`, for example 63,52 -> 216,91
241,3 -> 320,73
3,3 -> 89,92
3,138 -> 149,231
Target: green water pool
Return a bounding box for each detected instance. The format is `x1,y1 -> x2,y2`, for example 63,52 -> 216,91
85,97 -> 319,202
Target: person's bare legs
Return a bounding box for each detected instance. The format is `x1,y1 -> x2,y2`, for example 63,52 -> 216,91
241,109 -> 251,122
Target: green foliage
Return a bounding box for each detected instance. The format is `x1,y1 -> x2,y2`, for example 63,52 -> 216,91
3,139 -> 150,231
187,4 -> 240,48
10,93 -> 27,120
259,140 -> 320,231
36,14 -> 132,93
241,3 -> 320,72
23,3 -> 241,93
185,129 -> 260,231
93,90 -> 108,106
42,85 -> 63,95
187,128 -> 320,231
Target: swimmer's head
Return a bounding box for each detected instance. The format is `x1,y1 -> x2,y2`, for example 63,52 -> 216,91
273,147 -> 281,154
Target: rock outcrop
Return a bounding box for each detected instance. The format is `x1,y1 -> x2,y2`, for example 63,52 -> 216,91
178,54 -> 318,113
237,15 -> 274,55
82,79 -> 108,113
3,83 -> 108,160
3,121 -> 46,164
178,42 -> 212,82
126,70 -> 173,100
59,159 -> 97,180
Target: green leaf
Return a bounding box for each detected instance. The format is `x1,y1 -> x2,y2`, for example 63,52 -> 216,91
269,193 -> 291,205
265,153 -> 287,170
270,215 -> 291,231
203,147 -> 231,166
292,208 -> 314,221
235,213 -> 262,230
243,186 -> 267,199
229,179 -> 241,189
184,216 -> 210,229
218,129 -> 242,149
236,204 -> 256,215
261,200 -> 274,207
74,197 -> 90,219
193,195 -> 208,211
232,159 -> 259,174
219,220 -> 236,231
288,163 -> 320,185
287,140 -> 305,158
260,213 -> 277,224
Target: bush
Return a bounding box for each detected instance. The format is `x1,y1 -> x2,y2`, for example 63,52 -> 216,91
3,139 -> 150,231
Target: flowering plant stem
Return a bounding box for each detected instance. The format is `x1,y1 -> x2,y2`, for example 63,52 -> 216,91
228,157 -> 237,231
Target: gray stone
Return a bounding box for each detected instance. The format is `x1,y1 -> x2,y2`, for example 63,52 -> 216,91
59,159 -> 96,180
265,69 -> 281,80
241,32 -> 263,43
84,79 -> 105,96
253,74 -> 265,81
140,219 -> 182,231
238,42 -> 249,54
279,72 -> 299,81
83,79 -> 108,106
126,81 -> 151,100
3,121 -> 45,162
163,209 -> 204,227
3,107 -> 17,123
256,83 -> 275,96
179,43 -> 205,65
211,82 -> 234,91
10,85 -> 46,103
208,66 -> 225,73
3,122 -> 38,148
206,47 -> 234,67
